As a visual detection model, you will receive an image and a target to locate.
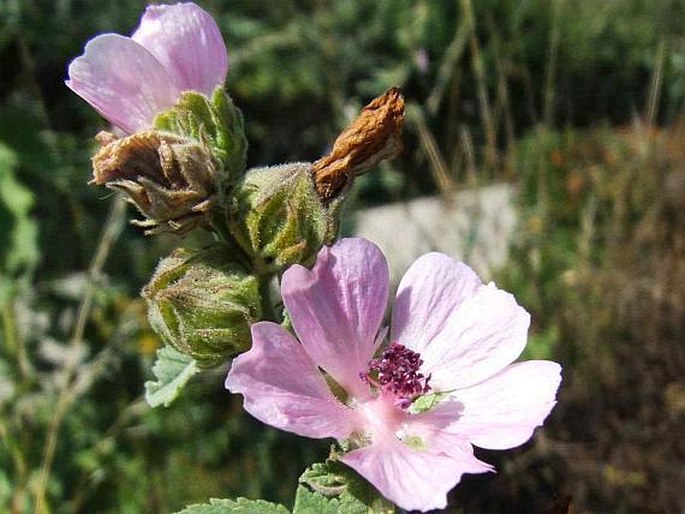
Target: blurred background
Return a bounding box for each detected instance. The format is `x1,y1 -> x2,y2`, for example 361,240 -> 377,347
1,0 -> 684,512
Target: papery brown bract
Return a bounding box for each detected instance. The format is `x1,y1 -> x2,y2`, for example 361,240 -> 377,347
92,130 -> 220,234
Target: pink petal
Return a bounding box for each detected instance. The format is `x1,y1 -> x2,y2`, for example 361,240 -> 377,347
225,322 -> 356,440
282,238 -> 389,399
445,360 -> 562,449
132,3 -> 228,95
401,409 -> 494,471
66,34 -> 180,134
341,439 -> 485,512
391,253 -> 482,354
418,281 -> 531,391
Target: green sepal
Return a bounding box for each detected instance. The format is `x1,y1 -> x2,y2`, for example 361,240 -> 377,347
142,246 -> 262,367
174,498 -> 290,514
154,88 -> 247,186
144,345 -> 199,408
293,461 -> 395,514
228,162 -> 341,273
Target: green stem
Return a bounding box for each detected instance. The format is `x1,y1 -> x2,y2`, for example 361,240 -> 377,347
258,275 -> 280,324
0,416 -> 28,514
209,205 -> 255,270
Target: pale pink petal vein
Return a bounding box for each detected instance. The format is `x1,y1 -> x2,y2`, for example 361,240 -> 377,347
66,2 -> 228,133
66,34 -> 180,134
131,3 -> 228,95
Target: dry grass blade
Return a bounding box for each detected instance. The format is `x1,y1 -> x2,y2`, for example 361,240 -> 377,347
410,104 -> 455,195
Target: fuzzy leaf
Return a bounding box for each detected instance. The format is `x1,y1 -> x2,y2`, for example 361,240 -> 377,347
175,498 -> 289,514
144,345 -> 199,407
293,461 -> 395,514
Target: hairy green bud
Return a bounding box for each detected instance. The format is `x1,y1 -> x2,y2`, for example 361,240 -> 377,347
142,247 -> 261,367
154,88 -> 247,186
228,162 -> 342,273
223,89 -> 405,274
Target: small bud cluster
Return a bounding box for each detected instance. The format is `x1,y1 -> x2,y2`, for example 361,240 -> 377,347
85,73 -> 403,367
70,1 -> 405,369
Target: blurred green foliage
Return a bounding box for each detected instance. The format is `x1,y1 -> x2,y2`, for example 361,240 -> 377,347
496,122 -> 685,512
0,142 -> 38,305
1,0 -> 684,512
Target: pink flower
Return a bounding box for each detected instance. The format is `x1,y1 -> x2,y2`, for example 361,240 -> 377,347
226,238 -> 561,512
66,3 -> 228,134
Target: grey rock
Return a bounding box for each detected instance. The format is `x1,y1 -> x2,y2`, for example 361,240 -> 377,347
353,183 -> 517,282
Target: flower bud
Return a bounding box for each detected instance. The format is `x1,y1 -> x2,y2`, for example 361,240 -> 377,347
142,247 -> 262,367
224,89 -> 405,272
154,88 -> 247,186
228,162 -> 340,271
92,130 -> 220,234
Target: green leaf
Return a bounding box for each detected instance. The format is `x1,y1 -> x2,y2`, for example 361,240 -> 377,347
144,345 -> 199,408
293,461 -> 395,514
174,498 -> 290,514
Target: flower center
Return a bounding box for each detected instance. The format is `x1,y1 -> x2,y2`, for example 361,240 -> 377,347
362,342 -> 431,408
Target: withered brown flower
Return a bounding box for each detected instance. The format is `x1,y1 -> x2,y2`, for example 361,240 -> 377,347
92,130 -> 220,234
313,87 -> 405,202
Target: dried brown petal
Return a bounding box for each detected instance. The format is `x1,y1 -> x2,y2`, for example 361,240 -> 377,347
95,130 -> 118,147
313,87 -> 405,202
91,130 -> 220,234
